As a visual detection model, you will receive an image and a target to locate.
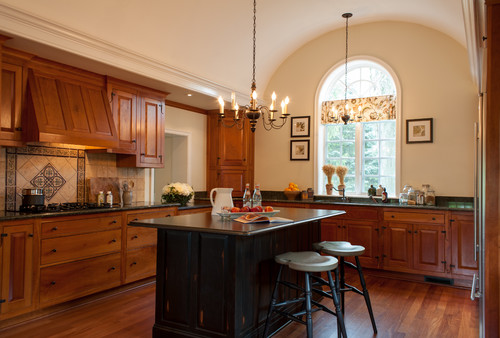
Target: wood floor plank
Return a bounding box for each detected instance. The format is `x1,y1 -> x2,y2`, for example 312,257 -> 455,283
0,271 -> 478,338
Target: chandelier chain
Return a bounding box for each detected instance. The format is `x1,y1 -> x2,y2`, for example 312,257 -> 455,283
344,13 -> 349,103
252,0 -> 257,86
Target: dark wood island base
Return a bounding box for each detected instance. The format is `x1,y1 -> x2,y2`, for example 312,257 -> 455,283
130,207 -> 344,338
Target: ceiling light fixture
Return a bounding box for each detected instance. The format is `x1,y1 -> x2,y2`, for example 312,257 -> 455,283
217,0 -> 290,132
339,12 -> 352,124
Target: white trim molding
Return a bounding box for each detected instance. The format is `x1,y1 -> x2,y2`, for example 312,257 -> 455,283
0,2 -> 245,102
461,0 -> 486,92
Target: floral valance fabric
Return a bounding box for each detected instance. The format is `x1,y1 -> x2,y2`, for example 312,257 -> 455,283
321,95 -> 396,124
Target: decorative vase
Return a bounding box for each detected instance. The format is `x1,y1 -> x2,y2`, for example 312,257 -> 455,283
338,184 -> 346,196
326,184 -> 333,195
123,191 -> 133,205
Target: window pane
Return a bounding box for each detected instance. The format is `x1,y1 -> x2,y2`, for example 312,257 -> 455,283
342,124 -> 356,140
380,176 -> 395,196
380,121 -> 396,138
342,142 -> 355,157
363,123 -> 378,140
342,158 -> 355,175
364,159 -> 379,175
327,142 -> 341,158
380,158 -> 396,176
380,140 -> 395,157
327,125 -> 341,141
364,141 -> 379,157
344,176 -> 355,192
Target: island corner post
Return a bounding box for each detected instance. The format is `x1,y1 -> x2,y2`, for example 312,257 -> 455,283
129,207 -> 345,337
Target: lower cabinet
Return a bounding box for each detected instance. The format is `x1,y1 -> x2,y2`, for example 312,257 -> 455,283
450,212 -> 478,277
0,220 -> 35,319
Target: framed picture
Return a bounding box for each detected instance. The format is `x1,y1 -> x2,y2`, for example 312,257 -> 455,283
406,118 -> 433,143
291,116 -> 310,137
290,140 -> 310,161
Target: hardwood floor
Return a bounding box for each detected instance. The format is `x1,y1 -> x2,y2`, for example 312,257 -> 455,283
0,272 -> 478,338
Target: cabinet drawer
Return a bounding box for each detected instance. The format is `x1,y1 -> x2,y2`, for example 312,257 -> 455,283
126,208 -> 175,223
41,214 -> 121,239
41,229 -> 121,266
125,246 -> 157,283
127,226 -> 157,249
40,253 -> 121,306
384,211 -> 445,224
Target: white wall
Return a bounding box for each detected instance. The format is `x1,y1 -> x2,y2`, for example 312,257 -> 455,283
161,107 -> 207,192
257,21 -> 477,197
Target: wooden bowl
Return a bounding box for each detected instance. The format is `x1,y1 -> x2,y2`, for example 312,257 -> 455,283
284,190 -> 300,200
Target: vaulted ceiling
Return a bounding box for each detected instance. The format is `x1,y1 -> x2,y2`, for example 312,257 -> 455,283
0,0 -> 468,109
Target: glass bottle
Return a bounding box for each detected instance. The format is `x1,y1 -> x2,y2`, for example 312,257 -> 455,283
242,183 -> 252,208
252,184 -> 262,208
106,191 -> 113,207
416,190 -> 425,205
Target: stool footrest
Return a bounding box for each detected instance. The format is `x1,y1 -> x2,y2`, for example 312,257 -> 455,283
341,283 -> 364,296
274,297 -> 305,308
343,260 -> 358,270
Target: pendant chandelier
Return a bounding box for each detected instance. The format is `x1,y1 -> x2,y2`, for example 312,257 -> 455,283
217,0 -> 290,132
338,13 -> 352,124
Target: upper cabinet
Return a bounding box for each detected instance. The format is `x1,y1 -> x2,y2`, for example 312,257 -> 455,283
24,60 -> 119,148
207,110 -> 255,197
111,78 -> 168,168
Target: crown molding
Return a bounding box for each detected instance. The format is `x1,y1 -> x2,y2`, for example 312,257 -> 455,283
0,2 -> 244,101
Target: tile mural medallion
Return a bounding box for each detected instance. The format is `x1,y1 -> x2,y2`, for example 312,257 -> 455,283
5,146 -> 85,211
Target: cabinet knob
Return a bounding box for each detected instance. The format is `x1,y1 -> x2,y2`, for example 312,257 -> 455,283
111,239 -> 117,243
15,127 -> 22,131
141,153 -> 145,156
407,230 -> 412,234
52,226 -> 58,231
0,299 -> 5,304
165,214 -> 171,217
110,266 -> 116,271
50,281 -> 56,285
131,262 -> 137,266
132,235 -> 138,239
132,218 -> 138,222
111,220 -> 117,224
29,233 -> 34,237
51,248 -> 57,252
432,217 -> 436,220
375,228 -> 379,232
391,215 -> 395,218
414,231 -> 418,234
132,139 -> 136,143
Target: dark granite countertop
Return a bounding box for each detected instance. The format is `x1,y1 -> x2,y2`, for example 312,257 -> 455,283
129,207 -> 345,236
0,201 -> 213,221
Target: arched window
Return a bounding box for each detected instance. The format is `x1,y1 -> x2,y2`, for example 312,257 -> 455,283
316,58 -> 400,196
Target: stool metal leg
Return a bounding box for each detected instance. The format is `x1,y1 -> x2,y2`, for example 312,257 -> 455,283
339,256 -> 346,314
304,272 -> 313,338
263,265 -> 283,338
355,256 -> 377,334
327,270 -> 348,338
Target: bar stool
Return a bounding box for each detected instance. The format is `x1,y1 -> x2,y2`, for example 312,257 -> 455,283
263,251 -> 348,338
313,241 -> 377,334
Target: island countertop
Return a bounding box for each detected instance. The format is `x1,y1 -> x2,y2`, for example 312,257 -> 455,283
129,207 -> 345,236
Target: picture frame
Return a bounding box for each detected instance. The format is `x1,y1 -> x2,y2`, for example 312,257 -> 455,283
290,140 -> 310,161
406,118 -> 433,144
291,116 -> 310,137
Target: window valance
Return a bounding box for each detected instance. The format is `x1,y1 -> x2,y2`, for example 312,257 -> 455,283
321,95 -> 396,124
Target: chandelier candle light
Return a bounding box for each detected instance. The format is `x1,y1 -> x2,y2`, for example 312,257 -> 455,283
217,0 -> 290,132
337,13 -> 353,124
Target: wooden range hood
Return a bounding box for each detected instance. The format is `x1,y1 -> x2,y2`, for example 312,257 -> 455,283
23,62 -> 119,148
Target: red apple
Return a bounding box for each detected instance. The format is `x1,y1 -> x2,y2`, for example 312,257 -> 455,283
264,206 -> 274,212
241,206 -> 250,212
251,206 -> 263,212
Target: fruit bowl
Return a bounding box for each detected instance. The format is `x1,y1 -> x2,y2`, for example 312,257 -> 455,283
284,190 -> 300,200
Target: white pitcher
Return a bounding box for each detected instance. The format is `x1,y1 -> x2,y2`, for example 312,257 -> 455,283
210,188 -> 234,215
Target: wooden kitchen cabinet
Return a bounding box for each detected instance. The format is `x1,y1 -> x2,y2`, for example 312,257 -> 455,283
449,212 -> 478,277
383,210 -> 446,274
138,94 -> 165,167
207,110 -> 255,197
123,207 -> 175,283
0,220 -> 35,319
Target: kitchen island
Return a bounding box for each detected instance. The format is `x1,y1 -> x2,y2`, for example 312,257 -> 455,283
129,207 -> 345,338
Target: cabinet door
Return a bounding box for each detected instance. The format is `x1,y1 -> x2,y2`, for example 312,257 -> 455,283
138,96 -> 164,167
345,220 -> 380,268
0,223 -> 34,316
218,118 -> 249,167
383,222 -> 412,270
412,224 -> 446,273
110,88 -> 137,153
320,219 -> 343,242
450,213 -> 478,276
217,169 -> 248,197
0,62 -> 23,145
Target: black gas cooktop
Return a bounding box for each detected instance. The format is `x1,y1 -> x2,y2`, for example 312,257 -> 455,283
19,202 -> 113,213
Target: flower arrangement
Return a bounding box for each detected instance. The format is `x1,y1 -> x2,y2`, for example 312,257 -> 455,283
322,164 -> 336,185
336,165 -> 348,186
161,182 -> 194,206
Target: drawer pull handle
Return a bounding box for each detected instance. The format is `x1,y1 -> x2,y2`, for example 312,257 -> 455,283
111,220 -> 117,224
132,218 -> 139,222
391,215 -> 395,218
111,239 -> 117,243
165,214 -> 171,217
52,226 -> 58,231
51,249 -> 57,253
110,266 -> 116,271
50,281 -> 56,285
131,262 -> 137,266
432,217 -> 436,220
132,235 -> 138,239
29,233 -> 34,237
408,230 -> 412,234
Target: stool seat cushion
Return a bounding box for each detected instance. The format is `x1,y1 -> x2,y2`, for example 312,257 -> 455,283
314,241 -> 365,257
275,251 -> 338,272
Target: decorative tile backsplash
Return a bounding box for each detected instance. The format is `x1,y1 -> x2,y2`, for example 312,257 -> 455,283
6,146 -> 85,211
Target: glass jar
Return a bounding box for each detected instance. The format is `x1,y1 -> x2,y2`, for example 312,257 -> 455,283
399,185 -> 411,205
425,189 -> 436,206
407,187 -> 416,205
416,190 -> 425,205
